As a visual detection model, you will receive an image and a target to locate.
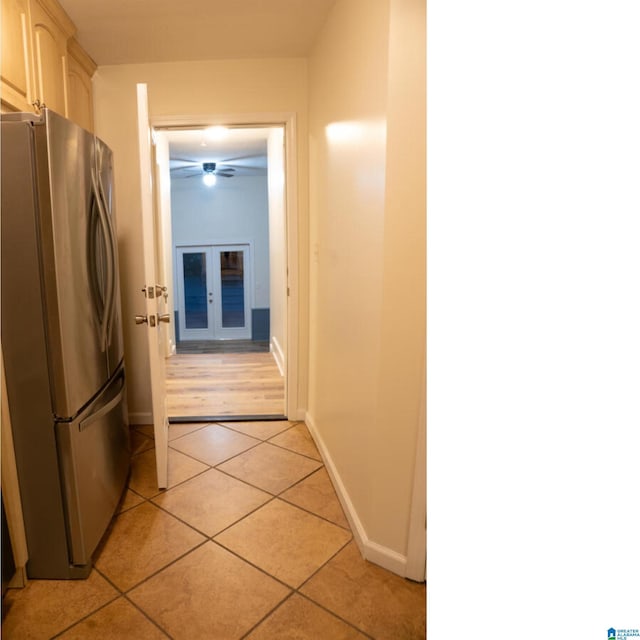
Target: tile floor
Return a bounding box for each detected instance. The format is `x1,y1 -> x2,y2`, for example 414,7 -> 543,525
2,421 -> 425,639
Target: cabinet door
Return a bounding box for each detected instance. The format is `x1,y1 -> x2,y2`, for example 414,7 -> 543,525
0,0 -> 33,111
29,0 -> 69,115
66,43 -> 94,132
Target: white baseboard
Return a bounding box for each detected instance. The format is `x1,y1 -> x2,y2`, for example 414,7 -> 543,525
304,411 -> 408,578
270,336 -> 285,377
128,412 -> 153,425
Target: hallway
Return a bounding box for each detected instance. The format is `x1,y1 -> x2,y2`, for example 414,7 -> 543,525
2,421 -> 425,639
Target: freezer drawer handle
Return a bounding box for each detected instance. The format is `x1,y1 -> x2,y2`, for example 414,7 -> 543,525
79,380 -> 125,432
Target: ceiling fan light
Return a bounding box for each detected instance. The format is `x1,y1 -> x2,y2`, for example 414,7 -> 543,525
203,172 -> 217,187
204,126 -> 228,141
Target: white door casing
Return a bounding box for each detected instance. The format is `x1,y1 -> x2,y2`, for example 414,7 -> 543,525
136,83 -> 169,489
152,112 -> 299,420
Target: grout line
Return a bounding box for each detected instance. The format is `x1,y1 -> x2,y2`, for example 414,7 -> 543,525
263,438 -> 325,463
295,592 -> 377,640
238,591 -> 298,640
120,539 -> 211,596
121,594 -> 175,639
208,537 -> 296,592
48,591 -> 122,639
276,493 -> 353,531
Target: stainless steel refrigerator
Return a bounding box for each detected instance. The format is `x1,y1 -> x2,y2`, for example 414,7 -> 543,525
1,109 -> 130,579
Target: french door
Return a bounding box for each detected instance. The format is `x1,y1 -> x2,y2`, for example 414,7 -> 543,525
176,244 -> 251,341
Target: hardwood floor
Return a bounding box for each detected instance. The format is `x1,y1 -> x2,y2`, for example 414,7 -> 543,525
176,340 -> 269,354
165,351 -> 285,419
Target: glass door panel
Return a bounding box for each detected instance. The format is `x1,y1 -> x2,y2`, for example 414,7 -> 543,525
220,250 -> 245,328
212,245 -> 251,339
176,247 -> 214,340
183,252 -> 208,328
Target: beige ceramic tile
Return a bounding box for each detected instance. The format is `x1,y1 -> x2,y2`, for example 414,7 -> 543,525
168,422 -> 209,441
117,489 -> 145,514
169,423 -> 260,466
94,501 -> 205,592
268,423 -> 321,460
58,596 -> 169,639
217,442 -> 322,494
280,467 -> 350,529
214,499 -> 351,588
128,447 -> 208,498
246,594 -> 367,639
152,468 -> 272,536
219,420 -> 294,440
130,428 -> 154,455
129,541 -> 290,640
300,542 -> 426,640
1,570 -> 118,639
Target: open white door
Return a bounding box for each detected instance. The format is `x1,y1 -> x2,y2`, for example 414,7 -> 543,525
136,83 -> 169,489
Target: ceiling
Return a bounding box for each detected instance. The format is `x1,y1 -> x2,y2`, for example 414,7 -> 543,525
162,127 -> 273,180
56,1 -> 335,173
56,0 -> 337,66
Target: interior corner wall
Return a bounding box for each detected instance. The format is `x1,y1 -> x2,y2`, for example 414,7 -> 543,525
307,0 -> 425,571
91,58 -> 309,422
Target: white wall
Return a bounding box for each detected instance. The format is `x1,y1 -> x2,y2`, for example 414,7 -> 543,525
306,0 -> 425,573
171,175 -> 270,310
92,58 -> 309,422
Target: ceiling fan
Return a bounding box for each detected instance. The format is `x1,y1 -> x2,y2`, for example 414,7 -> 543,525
170,160 -> 236,179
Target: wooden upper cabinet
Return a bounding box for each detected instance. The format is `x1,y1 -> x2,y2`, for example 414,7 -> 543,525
1,0 -> 96,130
0,0 -> 34,112
29,0 -> 75,116
66,38 -> 96,132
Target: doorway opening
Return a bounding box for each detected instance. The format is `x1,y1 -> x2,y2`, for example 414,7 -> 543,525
152,121 -> 292,422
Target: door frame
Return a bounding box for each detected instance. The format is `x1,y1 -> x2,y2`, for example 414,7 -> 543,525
151,112 -> 301,420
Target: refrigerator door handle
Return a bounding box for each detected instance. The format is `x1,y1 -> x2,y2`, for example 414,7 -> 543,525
79,370 -> 125,432
91,172 -> 115,352
97,176 -> 118,349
